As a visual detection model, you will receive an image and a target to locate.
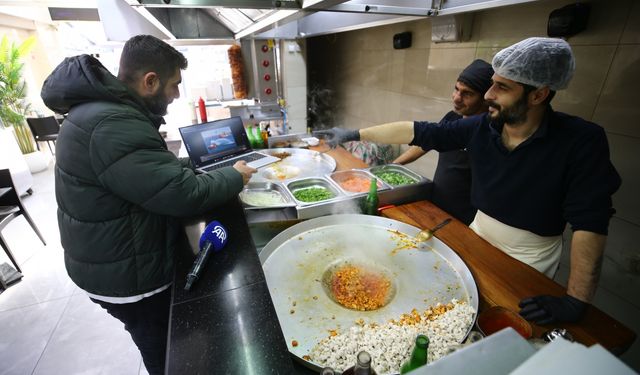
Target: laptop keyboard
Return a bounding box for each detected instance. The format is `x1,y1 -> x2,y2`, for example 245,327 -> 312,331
201,153 -> 267,172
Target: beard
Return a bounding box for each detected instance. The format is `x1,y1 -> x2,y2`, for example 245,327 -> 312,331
487,92 -> 529,125
143,84 -> 171,116
457,103 -> 483,117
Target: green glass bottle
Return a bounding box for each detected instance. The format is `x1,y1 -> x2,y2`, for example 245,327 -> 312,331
400,334 -> 430,374
341,351 -> 377,375
362,178 -> 379,216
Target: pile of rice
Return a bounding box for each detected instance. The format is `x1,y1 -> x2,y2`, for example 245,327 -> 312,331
308,299 -> 475,374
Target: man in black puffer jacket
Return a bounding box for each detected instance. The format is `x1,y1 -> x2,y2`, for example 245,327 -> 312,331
41,35 -> 256,374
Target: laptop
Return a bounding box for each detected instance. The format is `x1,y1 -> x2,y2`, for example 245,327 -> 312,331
179,116 -> 280,173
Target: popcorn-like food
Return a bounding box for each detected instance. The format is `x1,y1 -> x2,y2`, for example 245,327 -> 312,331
387,229 -> 422,255
308,300 -> 474,374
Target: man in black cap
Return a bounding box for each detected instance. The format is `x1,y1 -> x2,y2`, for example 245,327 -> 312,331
393,59 -> 494,224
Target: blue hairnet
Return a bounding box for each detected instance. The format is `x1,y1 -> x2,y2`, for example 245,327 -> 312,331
492,37 -> 575,91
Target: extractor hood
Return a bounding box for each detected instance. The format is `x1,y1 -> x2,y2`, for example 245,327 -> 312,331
100,0 -> 541,41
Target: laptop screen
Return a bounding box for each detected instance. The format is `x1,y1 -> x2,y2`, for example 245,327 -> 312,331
179,116 -> 251,168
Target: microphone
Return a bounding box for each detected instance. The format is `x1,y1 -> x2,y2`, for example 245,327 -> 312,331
184,220 -> 228,291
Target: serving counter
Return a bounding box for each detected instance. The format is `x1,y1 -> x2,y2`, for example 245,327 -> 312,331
166,145 -> 373,374
167,145 -> 635,374
381,201 -> 636,354
167,198 -> 298,374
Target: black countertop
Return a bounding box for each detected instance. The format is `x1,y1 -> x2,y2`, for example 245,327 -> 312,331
167,198 -> 317,374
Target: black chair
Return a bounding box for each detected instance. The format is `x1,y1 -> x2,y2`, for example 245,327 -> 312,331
0,169 -> 46,274
26,116 -> 60,155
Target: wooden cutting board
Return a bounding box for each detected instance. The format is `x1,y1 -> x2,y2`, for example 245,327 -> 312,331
382,200 -> 636,355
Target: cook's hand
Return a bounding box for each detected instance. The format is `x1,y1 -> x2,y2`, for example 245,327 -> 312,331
233,161 -> 257,185
519,295 -> 588,325
313,127 -> 360,148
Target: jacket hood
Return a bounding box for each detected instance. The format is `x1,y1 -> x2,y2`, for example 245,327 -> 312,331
41,55 -> 163,126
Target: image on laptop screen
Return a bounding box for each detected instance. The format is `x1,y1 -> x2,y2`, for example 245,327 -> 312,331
180,117 -> 251,168
201,126 -> 237,155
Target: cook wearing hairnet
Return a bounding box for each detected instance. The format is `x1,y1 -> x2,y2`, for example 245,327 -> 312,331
492,37 -> 575,91
316,37 -> 621,325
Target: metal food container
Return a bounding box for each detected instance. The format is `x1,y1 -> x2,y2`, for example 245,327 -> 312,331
285,177 -> 343,206
253,148 -> 336,183
368,164 -> 424,187
239,181 -> 296,210
328,169 -> 390,196
267,133 -> 306,148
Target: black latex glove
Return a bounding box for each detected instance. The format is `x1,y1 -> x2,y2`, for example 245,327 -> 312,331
312,127 -> 360,148
519,295 -> 588,325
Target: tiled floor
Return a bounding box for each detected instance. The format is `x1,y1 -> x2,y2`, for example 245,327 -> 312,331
0,166 -> 149,375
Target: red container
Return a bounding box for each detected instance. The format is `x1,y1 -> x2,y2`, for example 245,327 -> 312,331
198,97 -> 207,123
477,306 -> 533,339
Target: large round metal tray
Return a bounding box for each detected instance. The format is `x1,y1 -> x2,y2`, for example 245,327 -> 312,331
260,214 -> 479,372
251,148 -> 336,182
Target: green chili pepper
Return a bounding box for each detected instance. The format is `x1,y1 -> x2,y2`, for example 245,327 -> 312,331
374,171 -> 416,186
293,187 -> 334,202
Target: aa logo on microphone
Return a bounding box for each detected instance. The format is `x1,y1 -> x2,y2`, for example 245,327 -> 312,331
211,225 -> 227,242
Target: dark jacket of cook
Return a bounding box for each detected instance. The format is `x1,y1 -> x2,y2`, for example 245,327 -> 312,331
412,108 -> 621,237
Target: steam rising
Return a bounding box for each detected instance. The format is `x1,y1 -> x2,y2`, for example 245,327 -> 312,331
312,217 -> 395,264
308,84 -> 335,131
330,198 -> 363,216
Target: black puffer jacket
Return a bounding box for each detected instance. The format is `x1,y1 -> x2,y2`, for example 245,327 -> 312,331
41,55 -> 243,297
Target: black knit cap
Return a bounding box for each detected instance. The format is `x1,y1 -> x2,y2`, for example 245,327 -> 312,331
457,59 -> 494,95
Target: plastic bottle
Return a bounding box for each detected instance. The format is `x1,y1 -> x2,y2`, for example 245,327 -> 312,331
252,125 -> 265,148
246,124 -> 258,148
198,97 -> 207,123
245,114 -> 255,129
341,351 -> 377,375
264,123 -> 271,136
400,334 -> 430,374
362,178 -> 379,216
245,114 -> 258,148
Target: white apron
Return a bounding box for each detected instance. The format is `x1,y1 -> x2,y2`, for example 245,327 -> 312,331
469,210 -> 562,278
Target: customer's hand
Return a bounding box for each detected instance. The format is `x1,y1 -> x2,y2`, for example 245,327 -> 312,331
233,161 -> 257,185
519,294 -> 588,325
313,127 -> 360,148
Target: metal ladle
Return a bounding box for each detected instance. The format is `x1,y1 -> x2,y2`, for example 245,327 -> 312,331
416,218 -> 452,241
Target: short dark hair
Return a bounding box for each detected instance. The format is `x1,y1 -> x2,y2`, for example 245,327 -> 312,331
117,35 -> 187,85
521,83 -> 556,105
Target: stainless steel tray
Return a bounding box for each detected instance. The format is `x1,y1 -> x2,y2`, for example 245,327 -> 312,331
252,148 -> 336,183
260,214 -> 479,373
267,133 -> 306,148
368,164 -> 424,187
328,169 -> 390,196
285,177 -> 343,206
239,181 -> 296,210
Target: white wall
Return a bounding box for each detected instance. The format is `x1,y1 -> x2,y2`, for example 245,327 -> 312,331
281,39 -> 307,134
